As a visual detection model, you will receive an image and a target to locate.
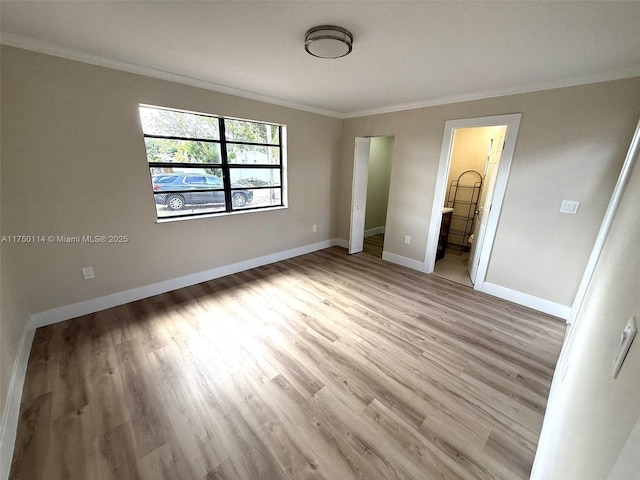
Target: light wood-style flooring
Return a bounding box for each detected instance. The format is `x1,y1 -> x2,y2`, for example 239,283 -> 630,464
363,233 -> 384,257
10,247 -> 565,480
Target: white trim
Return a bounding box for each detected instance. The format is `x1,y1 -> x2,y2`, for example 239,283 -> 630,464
28,239 -> 338,330
0,33 -> 343,119
424,114 -> 521,290
156,205 -> 288,224
424,126 -> 455,274
0,326 -> 35,480
1,238 -> 342,476
364,226 -> 385,237
381,251 -> 426,272
5,32 -> 640,122
481,282 -> 570,320
334,238 -> 349,249
343,67 -> 640,119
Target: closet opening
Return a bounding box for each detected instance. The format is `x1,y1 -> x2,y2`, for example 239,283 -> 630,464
349,135 -> 395,257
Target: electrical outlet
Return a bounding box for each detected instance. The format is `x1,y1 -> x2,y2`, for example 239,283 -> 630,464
559,200 -> 580,214
312,224 -> 317,232
82,266 -> 95,280
404,235 -> 411,245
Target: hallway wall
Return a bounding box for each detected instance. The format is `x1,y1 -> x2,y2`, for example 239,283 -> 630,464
365,136 -> 394,233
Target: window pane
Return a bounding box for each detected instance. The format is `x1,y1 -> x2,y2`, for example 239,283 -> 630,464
230,168 -> 281,187
140,106 -> 219,139
150,169 -> 224,196
232,188 -> 281,210
155,199 -> 226,218
225,119 -> 279,144
227,145 -> 280,165
140,104 -> 286,220
153,169 -> 226,218
144,138 -> 221,164
150,166 -> 223,178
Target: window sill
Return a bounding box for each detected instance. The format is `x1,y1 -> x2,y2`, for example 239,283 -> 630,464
155,205 -> 288,224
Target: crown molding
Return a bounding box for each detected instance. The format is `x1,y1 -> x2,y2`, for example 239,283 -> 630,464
343,66 -> 640,118
0,32 -> 345,119
3,32 -> 639,121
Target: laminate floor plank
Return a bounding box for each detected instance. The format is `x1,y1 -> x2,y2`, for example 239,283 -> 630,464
114,338 -> 171,458
263,374 -> 375,480
8,392 -> 52,480
10,247 -> 565,479
94,421 -> 141,480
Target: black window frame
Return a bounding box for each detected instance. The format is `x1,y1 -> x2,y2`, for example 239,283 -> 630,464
140,105 -> 285,220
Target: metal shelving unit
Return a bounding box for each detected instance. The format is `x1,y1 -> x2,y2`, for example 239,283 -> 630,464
446,170 -> 482,254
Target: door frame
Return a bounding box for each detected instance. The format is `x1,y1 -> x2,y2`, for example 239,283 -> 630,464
424,113 -> 521,292
349,137 -> 372,254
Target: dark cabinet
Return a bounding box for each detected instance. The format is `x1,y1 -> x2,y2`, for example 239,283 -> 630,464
436,210 -> 452,261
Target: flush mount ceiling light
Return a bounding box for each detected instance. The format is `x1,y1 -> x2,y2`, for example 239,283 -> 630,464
305,25 -> 353,59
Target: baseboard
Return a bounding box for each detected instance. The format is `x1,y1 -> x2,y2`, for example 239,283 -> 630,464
28,238 -> 340,330
481,282 -> 571,320
382,251 -> 426,272
364,226 -> 385,237
1,238 -> 342,477
0,326 -> 35,480
334,238 -> 349,249
0,238 -> 565,478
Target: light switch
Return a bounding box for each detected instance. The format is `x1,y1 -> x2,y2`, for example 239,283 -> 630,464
613,316 -> 637,378
559,200 -> 580,214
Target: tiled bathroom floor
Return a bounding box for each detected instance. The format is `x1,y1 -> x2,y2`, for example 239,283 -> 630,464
433,248 -> 473,287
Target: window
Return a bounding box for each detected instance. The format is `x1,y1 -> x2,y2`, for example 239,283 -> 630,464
139,105 -> 285,219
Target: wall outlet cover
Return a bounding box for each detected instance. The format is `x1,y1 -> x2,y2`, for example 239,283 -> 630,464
82,266 -> 95,280
559,200 -> 580,214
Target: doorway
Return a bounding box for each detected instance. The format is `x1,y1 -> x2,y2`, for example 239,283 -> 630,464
434,126 -> 507,286
349,136 -> 394,256
424,114 -> 521,292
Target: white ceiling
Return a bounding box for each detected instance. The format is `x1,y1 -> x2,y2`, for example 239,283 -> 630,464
1,1 -> 639,118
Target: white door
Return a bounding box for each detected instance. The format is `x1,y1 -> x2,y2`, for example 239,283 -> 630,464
468,132 -> 505,282
349,137 -> 371,254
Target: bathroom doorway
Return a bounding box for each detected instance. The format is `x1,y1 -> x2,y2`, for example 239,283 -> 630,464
434,126 -> 506,286
424,114 -> 521,290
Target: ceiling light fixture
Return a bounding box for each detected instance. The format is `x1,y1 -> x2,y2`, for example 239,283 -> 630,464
304,25 -> 353,59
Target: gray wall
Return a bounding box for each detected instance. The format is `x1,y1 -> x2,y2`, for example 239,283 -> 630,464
339,78 -> 640,306
2,45 -> 640,478
0,46 -> 343,417
534,133 -> 640,479
364,136 -> 393,232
